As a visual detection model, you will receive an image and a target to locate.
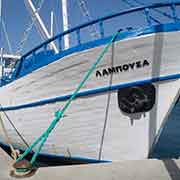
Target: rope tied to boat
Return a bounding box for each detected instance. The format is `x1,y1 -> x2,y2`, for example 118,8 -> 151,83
0,113 -> 18,161
14,29 -> 121,171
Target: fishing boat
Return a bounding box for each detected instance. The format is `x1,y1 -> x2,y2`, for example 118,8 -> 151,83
0,1 -> 180,166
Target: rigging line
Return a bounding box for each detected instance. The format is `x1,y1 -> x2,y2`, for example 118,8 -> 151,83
54,15 -> 59,35
54,0 -> 61,33
0,113 -> 19,160
121,0 -> 160,24
53,0 -> 60,36
78,0 -> 100,39
26,1 -> 46,41
54,1 -> 59,32
98,41 -> 115,160
1,19 -> 13,54
28,1 -> 49,41
26,0 -> 45,38
133,0 -> 178,21
16,0 -> 45,55
34,20 -> 46,40
0,107 -> 30,149
121,0 -> 134,8
54,13 -> 60,35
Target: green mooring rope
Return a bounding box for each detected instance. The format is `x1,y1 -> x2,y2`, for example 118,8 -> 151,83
16,30 -> 120,167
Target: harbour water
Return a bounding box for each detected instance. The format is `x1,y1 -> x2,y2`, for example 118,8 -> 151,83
151,101 -> 180,159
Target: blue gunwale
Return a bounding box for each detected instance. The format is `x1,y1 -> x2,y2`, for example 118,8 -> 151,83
21,2 -> 180,59
11,2 -> 180,80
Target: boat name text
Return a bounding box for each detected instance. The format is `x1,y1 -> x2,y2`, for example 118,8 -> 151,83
96,59 -> 150,78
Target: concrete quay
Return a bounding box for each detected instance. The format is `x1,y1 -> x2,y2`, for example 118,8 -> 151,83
0,148 -> 179,180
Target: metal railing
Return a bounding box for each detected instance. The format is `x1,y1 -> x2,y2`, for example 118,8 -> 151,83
14,2 -> 180,78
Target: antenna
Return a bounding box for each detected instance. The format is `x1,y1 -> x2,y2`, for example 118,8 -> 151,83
62,0 -> 70,49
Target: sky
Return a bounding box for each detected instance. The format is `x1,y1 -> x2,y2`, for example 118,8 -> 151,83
0,0 -> 178,55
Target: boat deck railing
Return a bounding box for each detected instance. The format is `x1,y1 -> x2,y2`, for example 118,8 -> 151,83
13,2 -> 180,79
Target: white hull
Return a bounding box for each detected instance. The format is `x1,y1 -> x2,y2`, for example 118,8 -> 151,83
0,31 -> 180,161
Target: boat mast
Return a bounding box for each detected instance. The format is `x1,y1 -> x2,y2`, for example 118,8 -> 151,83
26,0 -> 58,53
62,0 -> 70,49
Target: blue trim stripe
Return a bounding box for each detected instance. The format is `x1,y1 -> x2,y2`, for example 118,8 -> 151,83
1,73 -> 180,111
